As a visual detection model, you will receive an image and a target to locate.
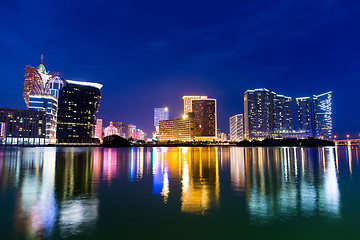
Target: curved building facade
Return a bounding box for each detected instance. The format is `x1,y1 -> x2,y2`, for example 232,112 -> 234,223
56,80 -> 102,144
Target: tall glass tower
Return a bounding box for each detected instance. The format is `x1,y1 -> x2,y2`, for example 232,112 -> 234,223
28,94 -> 58,144
192,97 -> 217,140
244,88 -> 272,139
56,80 -> 102,144
229,114 -> 243,141
313,92 -> 332,140
272,94 -> 293,132
154,107 -> 169,132
296,97 -> 313,136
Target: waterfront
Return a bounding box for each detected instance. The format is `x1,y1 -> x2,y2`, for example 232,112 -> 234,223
0,146 -> 359,239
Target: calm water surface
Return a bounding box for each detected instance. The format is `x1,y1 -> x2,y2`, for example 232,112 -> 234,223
0,146 -> 359,239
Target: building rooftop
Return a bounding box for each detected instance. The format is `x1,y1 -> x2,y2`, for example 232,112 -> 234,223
66,80 -> 103,89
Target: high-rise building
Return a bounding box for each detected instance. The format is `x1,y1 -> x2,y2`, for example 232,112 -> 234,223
136,129 -> 146,140
229,114 -> 243,141
272,94 -> 293,132
0,108 -> 46,145
296,97 -> 313,135
154,107 -> 169,131
244,89 -> 295,139
313,92 -> 332,140
244,88 -> 272,139
56,80 -> 102,144
94,119 -> 103,139
192,97 -> 217,140
129,124 -> 136,139
159,113 -> 195,141
244,88 -> 332,140
183,96 -> 207,115
104,122 -> 119,137
28,94 -> 58,144
115,122 -> 129,139
23,55 -> 55,108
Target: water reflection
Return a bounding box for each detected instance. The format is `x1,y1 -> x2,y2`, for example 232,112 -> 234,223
0,146 -> 358,239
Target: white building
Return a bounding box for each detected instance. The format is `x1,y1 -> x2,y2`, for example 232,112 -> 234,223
229,114 -> 244,141
104,122 -> 119,137
154,107 -> 169,133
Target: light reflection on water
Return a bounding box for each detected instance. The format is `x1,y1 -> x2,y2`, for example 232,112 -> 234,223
0,146 -> 359,239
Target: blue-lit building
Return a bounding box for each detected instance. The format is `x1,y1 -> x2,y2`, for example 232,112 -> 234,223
296,97 -> 313,136
28,94 -> 58,144
313,92 -> 332,140
154,107 -> 169,132
244,88 -> 333,140
244,88 -> 273,139
272,94 -> 293,132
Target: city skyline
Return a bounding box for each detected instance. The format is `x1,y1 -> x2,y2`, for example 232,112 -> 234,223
0,1 -> 359,138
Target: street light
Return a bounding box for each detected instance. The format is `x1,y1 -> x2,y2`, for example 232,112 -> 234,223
347,134 -> 350,140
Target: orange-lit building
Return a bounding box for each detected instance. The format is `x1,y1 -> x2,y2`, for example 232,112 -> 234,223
159,113 -> 195,141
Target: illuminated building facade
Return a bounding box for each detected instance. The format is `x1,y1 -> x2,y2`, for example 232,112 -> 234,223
192,97 -> 217,140
114,122 -> 128,138
154,107 -> 169,133
104,122 -> 119,137
129,124 -> 136,139
159,113 -> 195,141
272,94 -> 293,132
28,94 -> 58,144
48,76 -> 65,98
94,119 -> 103,138
136,129 -> 146,140
56,80 -> 102,144
244,88 -> 332,140
296,97 -> 313,135
244,89 -> 272,139
313,92 -> 332,140
23,55 -> 55,108
183,96 -> 206,114
229,114 -> 243,141
0,108 -> 46,145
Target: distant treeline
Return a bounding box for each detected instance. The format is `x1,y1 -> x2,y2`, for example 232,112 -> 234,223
102,135 -> 334,148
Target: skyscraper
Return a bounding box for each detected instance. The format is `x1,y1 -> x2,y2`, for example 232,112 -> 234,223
56,80 -> 102,144
28,94 -> 58,144
23,55 -> 55,108
229,114 -> 243,141
183,96 -> 207,115
244,88 -> 272,139
192,97 -> 217,140
94,119 -> 103,139
129,124 -> 136,139
313,92 -> 332,140
154,107 -> 169,131
296,97 -> 313,135
272,94 -> 293,132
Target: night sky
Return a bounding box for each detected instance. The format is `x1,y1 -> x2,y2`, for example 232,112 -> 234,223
0,0 -> 359,138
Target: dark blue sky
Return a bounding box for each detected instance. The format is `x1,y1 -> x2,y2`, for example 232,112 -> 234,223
1,0 -> 359,138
